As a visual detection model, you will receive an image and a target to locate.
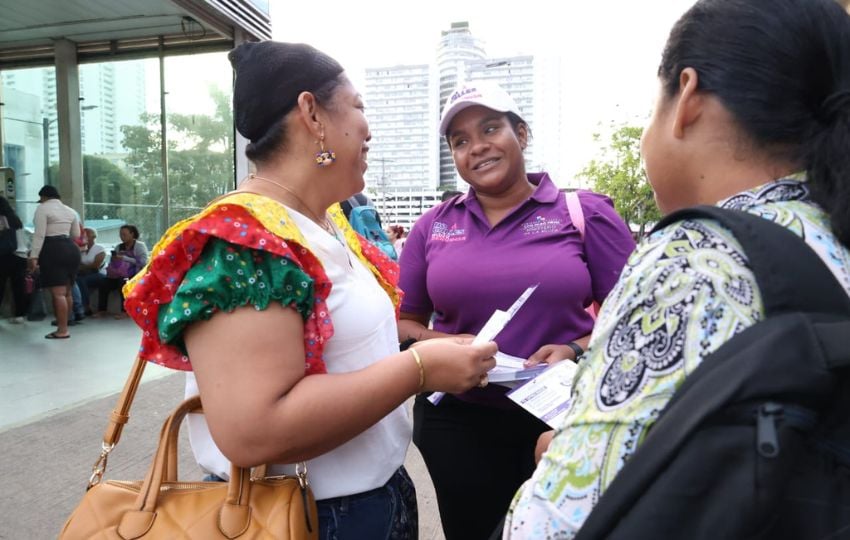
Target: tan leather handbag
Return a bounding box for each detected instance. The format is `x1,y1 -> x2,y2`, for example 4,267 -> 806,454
59,356 -> 318,539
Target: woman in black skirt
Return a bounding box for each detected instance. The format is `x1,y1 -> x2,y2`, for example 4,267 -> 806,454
28,186 -> 81,339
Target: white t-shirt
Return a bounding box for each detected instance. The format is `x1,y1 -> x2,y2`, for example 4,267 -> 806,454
80,244 -> 106,271
30,199 -> 80,258
185,206 -> 410,500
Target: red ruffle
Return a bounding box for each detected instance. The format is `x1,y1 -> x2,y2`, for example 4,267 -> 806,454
124,205 -> 333,374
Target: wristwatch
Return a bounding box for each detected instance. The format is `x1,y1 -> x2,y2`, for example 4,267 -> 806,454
566,341 -> 584,360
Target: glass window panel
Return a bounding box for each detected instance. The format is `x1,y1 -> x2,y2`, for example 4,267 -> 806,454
1,66 -> 57,227
164,52 -> 234,226
79,58 -> 163,249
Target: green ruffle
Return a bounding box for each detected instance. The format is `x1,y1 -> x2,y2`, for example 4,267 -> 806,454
157,238 -> 315,353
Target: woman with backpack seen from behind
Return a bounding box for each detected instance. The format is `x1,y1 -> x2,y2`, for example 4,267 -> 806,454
397,80 -> 635,539
122,41 -> 497,539
505,0 -> 850,537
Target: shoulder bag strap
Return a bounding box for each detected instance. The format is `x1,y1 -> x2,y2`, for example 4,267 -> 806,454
565,191 -> 586,240
90,190 -> 253,486
93,188 -> 316,486
88,353 -> 147,487
566,191 -> 600,316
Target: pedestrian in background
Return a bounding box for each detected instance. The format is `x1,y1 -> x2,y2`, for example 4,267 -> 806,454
74,227 -> 106,316
0,195 -> 29,323
29,185 -> 80,339
93,224 -> 147,319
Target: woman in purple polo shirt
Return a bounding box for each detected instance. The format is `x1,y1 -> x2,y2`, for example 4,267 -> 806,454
397,80 -> 635,539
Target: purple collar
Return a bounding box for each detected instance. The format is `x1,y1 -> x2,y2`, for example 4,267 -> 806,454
455,172 -> 559,207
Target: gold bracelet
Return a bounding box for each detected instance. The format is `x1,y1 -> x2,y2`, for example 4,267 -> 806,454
409,348 -> 425,391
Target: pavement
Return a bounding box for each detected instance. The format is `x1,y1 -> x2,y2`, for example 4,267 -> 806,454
0,314 -> 445,539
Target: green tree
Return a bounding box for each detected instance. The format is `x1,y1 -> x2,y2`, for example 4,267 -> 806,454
49,155 -> 134,220
578,125 -> 661,238
120,85 -> 234,240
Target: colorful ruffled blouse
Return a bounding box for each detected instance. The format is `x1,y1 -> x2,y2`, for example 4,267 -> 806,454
123,192 -> 402,374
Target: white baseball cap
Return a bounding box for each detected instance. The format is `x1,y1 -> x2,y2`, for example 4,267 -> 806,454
439,80 -> 524,136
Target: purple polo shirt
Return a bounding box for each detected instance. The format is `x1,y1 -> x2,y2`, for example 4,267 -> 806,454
399,172 -> 635,406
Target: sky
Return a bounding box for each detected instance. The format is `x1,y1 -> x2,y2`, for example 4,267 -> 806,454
270,0 -> 697,185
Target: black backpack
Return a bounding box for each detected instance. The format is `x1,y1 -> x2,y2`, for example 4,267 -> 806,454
574,206 -> 850,540
0,219 -> 16,256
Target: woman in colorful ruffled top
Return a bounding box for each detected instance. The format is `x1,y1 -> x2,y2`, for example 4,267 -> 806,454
123,41 -> 497,539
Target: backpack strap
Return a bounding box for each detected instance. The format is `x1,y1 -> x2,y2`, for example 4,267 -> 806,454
653,205 -> 850,317
565,191 -> 601,317
347,195 -> 363,209
575,206 -> 850,540
565,191 -> 585,240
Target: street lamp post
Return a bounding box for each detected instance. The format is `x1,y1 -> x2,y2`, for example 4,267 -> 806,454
42,104 -> 97,185
42,117 -> 52,183
372,157 -> 395,221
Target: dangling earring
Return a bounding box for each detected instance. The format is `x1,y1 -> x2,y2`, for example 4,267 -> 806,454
314,135 -> 336,167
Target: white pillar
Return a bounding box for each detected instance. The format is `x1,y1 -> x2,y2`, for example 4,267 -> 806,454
54,39 -> 84,218
233,29 -> 252,187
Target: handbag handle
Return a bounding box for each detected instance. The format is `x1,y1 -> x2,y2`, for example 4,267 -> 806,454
114,395 -> 313,538
117,396 -> 259,539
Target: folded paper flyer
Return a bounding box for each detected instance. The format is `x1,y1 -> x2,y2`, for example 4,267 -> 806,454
428,284 -> 538,405
506,359 -> 578,428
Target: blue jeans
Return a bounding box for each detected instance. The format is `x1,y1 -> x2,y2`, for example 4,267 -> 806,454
70,281 -> 84,319
76,271 -> 103,314
317,466 -> 418,540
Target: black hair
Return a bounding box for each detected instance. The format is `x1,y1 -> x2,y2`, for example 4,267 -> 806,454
446,111 -> 532,150
0,196 -> 22,229
120,224 -> 140,240
441,190 -> 462,202
245,74 -> 349,164
38,185 -> 61,200
659,0 -> 850,246
507,112 -> 533,140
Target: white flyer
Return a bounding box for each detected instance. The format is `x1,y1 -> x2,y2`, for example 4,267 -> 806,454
488,351 -> 547,385
507,360 -> 578,428
428,285 -> 539,405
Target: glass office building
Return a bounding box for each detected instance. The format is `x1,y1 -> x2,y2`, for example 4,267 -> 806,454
0,0 -> 270,246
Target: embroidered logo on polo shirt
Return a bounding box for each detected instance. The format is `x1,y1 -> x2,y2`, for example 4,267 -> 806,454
522,215 -> 562,235
431,222 -> 467,242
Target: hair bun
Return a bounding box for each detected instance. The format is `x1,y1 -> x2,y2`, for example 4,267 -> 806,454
229,41 -> 344,142
820,90 -> 850,122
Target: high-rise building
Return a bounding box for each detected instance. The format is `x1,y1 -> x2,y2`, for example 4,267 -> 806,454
464,56 -> 563,183
361,22 -> 562,224
364,22 -> 561,193
364,64 -> 437,194
463,56 -> 535,173
79,62 -> 146,157
436,22 -> 486,188
2,62 -> 145,165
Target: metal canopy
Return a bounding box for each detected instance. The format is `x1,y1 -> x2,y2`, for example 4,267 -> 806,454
0,0 -> 270,68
